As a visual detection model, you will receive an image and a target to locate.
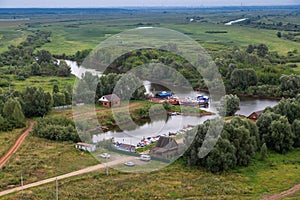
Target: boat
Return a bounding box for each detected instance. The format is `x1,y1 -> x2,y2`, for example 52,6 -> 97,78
197,95 -> 209,107
168,97 -> 180,105
155,91 -> 172,98
179,95 -> 209,107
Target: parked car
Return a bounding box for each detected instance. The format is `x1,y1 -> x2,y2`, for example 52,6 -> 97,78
124,161 -> 135,167
100,153 -> 111,159
140,154 -> 151,161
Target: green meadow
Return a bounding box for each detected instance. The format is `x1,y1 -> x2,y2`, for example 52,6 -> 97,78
1,149 -> 300,199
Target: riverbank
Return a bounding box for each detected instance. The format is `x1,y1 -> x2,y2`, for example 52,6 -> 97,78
196,88 -> 283,100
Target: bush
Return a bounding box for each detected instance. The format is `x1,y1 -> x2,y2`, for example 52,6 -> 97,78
184,117 -> 258,172
31,116 -> 80,142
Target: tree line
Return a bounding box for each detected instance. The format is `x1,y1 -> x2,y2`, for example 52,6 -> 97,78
73,72 -> 146,104
184,95 -> 300,173
65,42 -> 299,99
0,30 -> 72,83
0,87 -> 52,131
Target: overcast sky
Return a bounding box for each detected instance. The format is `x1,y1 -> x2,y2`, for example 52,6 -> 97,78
0,0 -> 299,8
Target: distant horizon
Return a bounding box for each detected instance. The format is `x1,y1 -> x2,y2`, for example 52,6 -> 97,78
0,4 -> 299,9
1,0 -> 299,9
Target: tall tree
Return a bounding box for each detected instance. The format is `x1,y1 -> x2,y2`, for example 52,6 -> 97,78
292,119 -> 300,148
269,116 -> 294,153
53,92 -> 66,107
217,94 -> 240,117
2,98 -> 26,128
57,60 -> 71,77
36,49 -> 52,64
53,84 -> 59,94
230,68 -> 258,90
257,44 -> 269,57
30,62 -> 41,75
22,87 -> 52,117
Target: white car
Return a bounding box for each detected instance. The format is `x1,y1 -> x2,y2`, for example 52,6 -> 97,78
100,153 -> 111,159
124,161 -> 135,167
140,154 -> 151,161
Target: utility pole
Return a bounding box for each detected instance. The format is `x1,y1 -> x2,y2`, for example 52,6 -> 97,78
56,178 -> 58,200
21,173 -> 24,198
106,156 -> 108,176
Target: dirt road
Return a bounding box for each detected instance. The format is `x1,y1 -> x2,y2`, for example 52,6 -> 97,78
0,156 -> 134,197
262,184 -> 300,200
0,121 -> 35,168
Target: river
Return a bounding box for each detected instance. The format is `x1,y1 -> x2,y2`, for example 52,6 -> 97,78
67,60 -> 279,145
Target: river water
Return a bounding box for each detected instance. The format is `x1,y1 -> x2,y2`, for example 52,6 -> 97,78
67,60 -> 279,145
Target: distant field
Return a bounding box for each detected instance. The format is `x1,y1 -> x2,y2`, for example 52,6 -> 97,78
164,23 -> 300,54
10,75 -> 76,93
0,26 -> 26,53
0,8 -> 299,56
35,20 -> 300,56
1,149 -> 300,199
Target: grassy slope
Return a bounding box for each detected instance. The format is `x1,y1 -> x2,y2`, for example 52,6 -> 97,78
1,150 -> 300,199
0,135 -> 99,192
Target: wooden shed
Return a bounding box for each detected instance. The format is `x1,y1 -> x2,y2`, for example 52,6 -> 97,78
150,136 -> 178,159
247,110 -> 264,121
99,94 -> 120,108
75,142 -> 96,152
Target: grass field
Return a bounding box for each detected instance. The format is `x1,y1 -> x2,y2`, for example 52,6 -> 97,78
0,135 -> 99,191
0,24 -> 27,53
9,75 -> 76,93
1,149 -> 300,199
0,8 -> 299,56
32,19 -> 300,56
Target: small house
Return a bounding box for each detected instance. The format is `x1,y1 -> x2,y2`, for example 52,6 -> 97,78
118,143 -> 136,152
75,142 -> 96,152
150,136 -> 178,159
247,110 -> 264,121
99,94 -> 120,108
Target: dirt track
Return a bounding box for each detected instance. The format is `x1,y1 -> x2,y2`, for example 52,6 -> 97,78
0,156 -> 134,197
0,121 -> 34,168
262,184 -> 300,200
